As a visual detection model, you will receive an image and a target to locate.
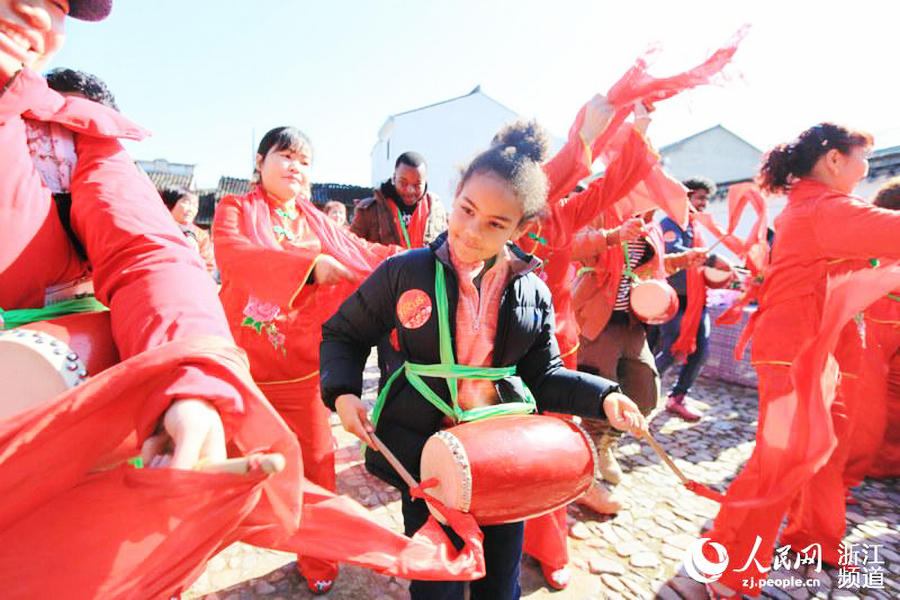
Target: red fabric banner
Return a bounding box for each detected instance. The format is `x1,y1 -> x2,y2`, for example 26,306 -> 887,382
729,263 -> 900,509
607,165 -> 691,232
670,214 -> 707,358
566,25 -> 749,227
725,182 -> 770,274
0,337 -> 303,599
0,335 -> 488,598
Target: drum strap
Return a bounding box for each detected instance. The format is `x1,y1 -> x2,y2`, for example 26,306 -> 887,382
372,259 -> 537,428
622,242 -> 640,283
0,296 -> 107,330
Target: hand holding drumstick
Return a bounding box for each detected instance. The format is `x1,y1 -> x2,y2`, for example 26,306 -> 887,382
602,392 -> 648,437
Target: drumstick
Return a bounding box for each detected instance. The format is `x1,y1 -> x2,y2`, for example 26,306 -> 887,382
369,432 -> 420,490
641,430 -> 689,485
705,237 -> 726,254
195,452 -> 286,474
641,431 -> 725,502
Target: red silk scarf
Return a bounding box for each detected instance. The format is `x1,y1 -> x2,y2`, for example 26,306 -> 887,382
670,214 -> 707,358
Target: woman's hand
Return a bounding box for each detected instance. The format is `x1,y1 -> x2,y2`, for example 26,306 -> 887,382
578,94 -> 615,149
313,255 -> 355,285
617,218 -> 646,244
141,399 -> 227,469
335,394 -> 376,448
686,248 -> 710,268
602,392 -> 648,436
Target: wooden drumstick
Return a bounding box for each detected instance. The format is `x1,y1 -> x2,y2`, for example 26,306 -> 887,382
195,453 -> 286,475
641,430 -> 689,485
369,432 -> 420,490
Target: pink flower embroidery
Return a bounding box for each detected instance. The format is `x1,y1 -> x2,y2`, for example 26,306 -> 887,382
243,296 -> 280,323
267,329 -> 286,348
241,295 -> 286,354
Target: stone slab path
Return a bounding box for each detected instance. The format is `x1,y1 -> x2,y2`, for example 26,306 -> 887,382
185,361 -> 898,600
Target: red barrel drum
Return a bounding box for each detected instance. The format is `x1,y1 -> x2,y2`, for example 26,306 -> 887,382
419,415 -> 596,525
0,311 -> 118,419
630,279 -> 679,325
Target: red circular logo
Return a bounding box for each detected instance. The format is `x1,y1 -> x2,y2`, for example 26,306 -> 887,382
396,289 -> 433,329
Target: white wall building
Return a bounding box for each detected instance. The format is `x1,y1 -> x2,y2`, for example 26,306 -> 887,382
660,130 -> 898,264
655,126 -> 767,262
371,86 -> 521,207
659,125 -> 762,185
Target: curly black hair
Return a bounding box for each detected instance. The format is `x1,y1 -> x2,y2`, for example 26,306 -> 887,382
874,176 -> 900,211
458,120 -> 550,222
45,68 -> 119,110
682,176 -> 717,196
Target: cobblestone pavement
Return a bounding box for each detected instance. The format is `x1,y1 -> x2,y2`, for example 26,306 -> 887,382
186,361 -> 898,600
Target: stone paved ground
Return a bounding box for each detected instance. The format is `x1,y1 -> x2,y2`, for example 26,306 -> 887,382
186,360 -> 898,600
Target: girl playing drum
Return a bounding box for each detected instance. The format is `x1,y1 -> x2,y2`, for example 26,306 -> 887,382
320,120 -> 648,600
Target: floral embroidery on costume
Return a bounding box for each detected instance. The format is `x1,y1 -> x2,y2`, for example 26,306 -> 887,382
241,295 -> 286,354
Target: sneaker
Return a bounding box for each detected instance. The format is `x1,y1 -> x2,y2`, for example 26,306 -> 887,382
666,394 -> 702,421
540,562 -> 571,591
576,482 -> 622,514
308,579 -> 334,595
596,433 -> 623,484
298,560 -> 339,596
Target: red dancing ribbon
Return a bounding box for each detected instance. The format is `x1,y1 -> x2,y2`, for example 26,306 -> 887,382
670,213 -> 707,359
728,262 -> 900,509
566,25 -> 749,228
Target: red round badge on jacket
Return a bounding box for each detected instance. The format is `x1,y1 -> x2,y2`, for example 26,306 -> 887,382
397,289 -> 432,329
663,230 -> 678,243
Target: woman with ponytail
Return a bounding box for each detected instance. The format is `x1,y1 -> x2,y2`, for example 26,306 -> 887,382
320,121 -> 647,600
704,123 -> 900,598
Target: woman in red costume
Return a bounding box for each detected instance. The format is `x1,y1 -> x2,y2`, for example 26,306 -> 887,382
844,180 -> 900,482
705,123 -> 900,598
213,126 -> 397,594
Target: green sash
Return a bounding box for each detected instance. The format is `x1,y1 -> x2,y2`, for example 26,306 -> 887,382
371,259 -> 536,427
0,297 -> 107,330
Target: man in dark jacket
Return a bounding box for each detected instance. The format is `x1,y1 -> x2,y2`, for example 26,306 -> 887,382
351,152 -> 447,249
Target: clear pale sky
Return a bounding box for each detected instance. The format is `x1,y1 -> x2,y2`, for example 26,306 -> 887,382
52,0 -> 899,189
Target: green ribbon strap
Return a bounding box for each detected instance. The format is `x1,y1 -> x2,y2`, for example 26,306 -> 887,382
371,258 -> 536,428
393,203 -> 412,249
0,296 -> 107,330
527,232 -> 547,245
622,241 -> 641,283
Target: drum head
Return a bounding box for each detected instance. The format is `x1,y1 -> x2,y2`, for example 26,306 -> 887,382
0,337 -> 70,419
630,280 -> 678,325
703,266 -> 733,289
420,431 -> 468,524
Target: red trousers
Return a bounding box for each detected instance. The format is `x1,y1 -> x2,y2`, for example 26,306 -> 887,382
259,376 -> 338,582
521,350 -> 579,570
709,359 -> 859,595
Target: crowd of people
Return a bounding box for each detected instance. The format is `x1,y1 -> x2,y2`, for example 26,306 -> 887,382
2,2 -> 899,600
